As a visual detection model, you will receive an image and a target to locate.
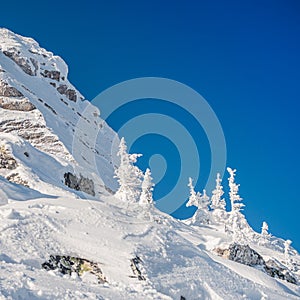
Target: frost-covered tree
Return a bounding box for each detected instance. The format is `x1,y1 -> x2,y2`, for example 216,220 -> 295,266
211,173 -> 226,210
186,177 -> 200,208
284,239 -> 292,263
225,168 -> 252,243
283,239 -> 297,271
186,178 -> 210,224
211,173 -> 227,222
114,137 -> 143,202
200,189 -> 210,209
261,221 -> 269,237
227,167 -> 244,213
140,168 -> 154,205
258,221 -> 271,245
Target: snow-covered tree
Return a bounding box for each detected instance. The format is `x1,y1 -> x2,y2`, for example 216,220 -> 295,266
140,168 -> 155,205
186,177 -> 200,208
114,137 -> 143,202
211,173 -> 226,210
227,167 -> 244,213
258,221 -> 271,245
200,189 -> 210,209
284,239 -> 292,263
261,221 -> 269,237
211,173 -> 227,223
186,178 -> 210,224
225,168 -> 252,243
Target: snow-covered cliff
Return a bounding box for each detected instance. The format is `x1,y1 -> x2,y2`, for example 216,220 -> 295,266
0,28 -> 119,199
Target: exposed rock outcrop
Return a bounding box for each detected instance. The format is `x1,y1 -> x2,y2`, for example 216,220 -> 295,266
0,81 -> 23,97
216,243 -> 265,266
215,243 -> 297,284
130,256 -> 146,280
265,259 -> 297,284
0,118 -> 73,162
57,84 -> 77,102
3,47 -> 37,76
0,145 -> 17,170
42,255 -> 106,284
6,173 -> 29,188
40,70 -> 60,81
64,172 -> 95,196
0,98 -> 36,111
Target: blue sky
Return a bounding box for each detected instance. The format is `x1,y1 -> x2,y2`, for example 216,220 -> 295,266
1,1 -> 300,249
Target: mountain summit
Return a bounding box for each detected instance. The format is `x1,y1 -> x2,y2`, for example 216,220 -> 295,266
0,28 -> 299,299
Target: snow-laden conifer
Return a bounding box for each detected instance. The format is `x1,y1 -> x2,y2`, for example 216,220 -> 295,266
211,173 -> 227,222
140,168 -> 154,205
186,178 -> 210,224
226,168 -> 252,243
227,167 -> 244,213
261,221 -> 269,237
114,137 -> 143,202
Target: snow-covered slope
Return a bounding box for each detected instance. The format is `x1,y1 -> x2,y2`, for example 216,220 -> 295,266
0,28 -> 299,300
0,195 -> 299,299
0,28 -> 119,197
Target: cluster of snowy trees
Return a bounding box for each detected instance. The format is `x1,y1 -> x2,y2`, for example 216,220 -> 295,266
114,138 -> 154,206
185,167 -> 264,243
186,168 -> 244,222
186,168 -> 296,252
114,138 -> 294,249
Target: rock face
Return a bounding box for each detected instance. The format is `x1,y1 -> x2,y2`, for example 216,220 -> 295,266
42,255 -> 106,284
0,98 -> 35,111
57,84 -> 77,102
0,117 -> 72,162
1,29 -> 79,104
215,243 -> 297,284
40,69 -> 60,81
0,80 -> 23,97
223,244 -> 265,266
265,259 -> 297,285
6,172 -> 29,187
0,145 -> 17,170
3,48 -> 37,76
64,172 -> 95,196
0,80 -> 36,111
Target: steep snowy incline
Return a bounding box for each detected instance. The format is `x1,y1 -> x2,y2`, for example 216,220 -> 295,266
0,28 -> 119,197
